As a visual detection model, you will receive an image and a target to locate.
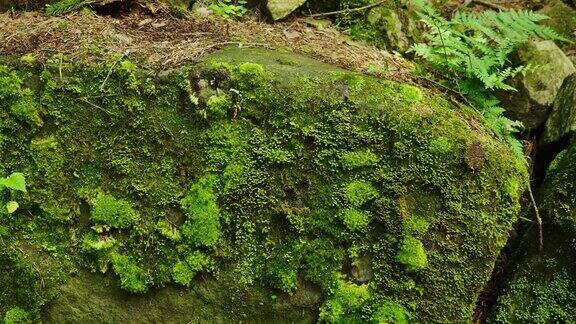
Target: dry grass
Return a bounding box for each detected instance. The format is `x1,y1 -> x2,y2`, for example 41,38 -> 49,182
0,7 -> 411,81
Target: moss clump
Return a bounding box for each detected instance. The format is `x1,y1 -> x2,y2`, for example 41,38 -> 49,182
156,219 -> 182,242
111,254 -> 148,293
396,236 -> 427,270
372,301 -> 410,324
342,209 -> 371,231
346,180 -> 379,207
180,175 -> 221,247
4,307 -> 30,324
319,280 -> 371,322
172,251 -> 211,286
90,193 -> 140,229
341,150 -> 380,169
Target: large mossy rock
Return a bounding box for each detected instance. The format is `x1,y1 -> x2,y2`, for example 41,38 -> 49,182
499,40 -> 575,130
0,48 -> 526,322
491,139 -> 576,323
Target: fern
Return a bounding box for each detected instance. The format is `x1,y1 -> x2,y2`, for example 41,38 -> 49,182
46,0 -> 87,16
410,0 -> 567,159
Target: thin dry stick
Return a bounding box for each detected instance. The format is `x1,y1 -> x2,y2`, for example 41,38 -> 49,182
309,0 -> 387,18
528,182 -> 543,253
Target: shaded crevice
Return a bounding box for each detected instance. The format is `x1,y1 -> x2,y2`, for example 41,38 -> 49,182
473,128 -> 573,322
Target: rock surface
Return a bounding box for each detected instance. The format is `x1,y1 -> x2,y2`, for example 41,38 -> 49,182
267,0 -> 306,20
0,47 -> 526,323
543,73 -> 576,144
499,40 -> 575,130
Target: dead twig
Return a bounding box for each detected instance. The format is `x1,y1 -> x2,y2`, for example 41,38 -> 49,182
308,0 -> 387,18
100,49 -> 131,91
527,182 -> 543,253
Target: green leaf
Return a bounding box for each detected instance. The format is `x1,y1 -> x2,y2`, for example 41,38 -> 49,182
0,173 -> 27,192
6,201 -> 19,214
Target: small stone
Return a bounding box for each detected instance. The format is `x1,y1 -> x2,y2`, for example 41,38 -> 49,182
267,0 -> 307,21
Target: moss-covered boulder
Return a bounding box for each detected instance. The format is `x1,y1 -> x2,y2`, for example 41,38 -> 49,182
491,139 -> 576,323
0,47 -> 526,322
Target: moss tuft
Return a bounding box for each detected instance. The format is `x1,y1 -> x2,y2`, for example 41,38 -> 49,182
396,236 -> 427,270
372,301 -> 410,324
90,193 -> 140,229
341,150 -> 380,169
180,175 -> 221,247
319,280 -> 371,322
342,209 -> 371,231
4,307 -> 30,324
346,180 -> 379,207
111,254 -> 149,293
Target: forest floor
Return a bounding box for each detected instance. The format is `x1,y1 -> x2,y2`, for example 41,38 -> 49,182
0,7 -> 411,81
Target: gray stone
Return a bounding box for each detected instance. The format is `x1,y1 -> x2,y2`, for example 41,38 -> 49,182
499,40 -> 575,130
543,73 -> 576,144
267,0 -> 306,21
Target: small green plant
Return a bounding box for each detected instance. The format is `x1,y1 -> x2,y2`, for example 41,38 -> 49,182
341,209 -> 371,231
410,0 -> 567,157
0,172 -> 26,214
209,0 -> 248,18
46,0 -> 86,16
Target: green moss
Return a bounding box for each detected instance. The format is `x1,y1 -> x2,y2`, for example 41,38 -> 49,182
205,94 -> 231,118
110,254 -> 149,293
4,307 -> 31,324
342,209 -> 371,231
172,261 -> 195,286
396,236 -> 427,270
319,279 -> 371,322
180,175 -> 221,247
90,193 -> 140,229
372,301 -> 410,324
156,219 -> 182,242
0,47 -> 527,322
429,136 -> 453,155
346,180 -> 379,207
81,231 -> 117,251
341,150 -> 380,169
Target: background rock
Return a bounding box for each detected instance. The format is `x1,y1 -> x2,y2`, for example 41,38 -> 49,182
267,0 -> 306,20
499,40 -> 575,130
543,73 -> 576,144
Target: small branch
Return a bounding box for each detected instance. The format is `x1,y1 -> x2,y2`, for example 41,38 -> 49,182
78,97 -> 114,116
308,0 -> 387,18
99,49 -> 130,91
527,182 -> 543,253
